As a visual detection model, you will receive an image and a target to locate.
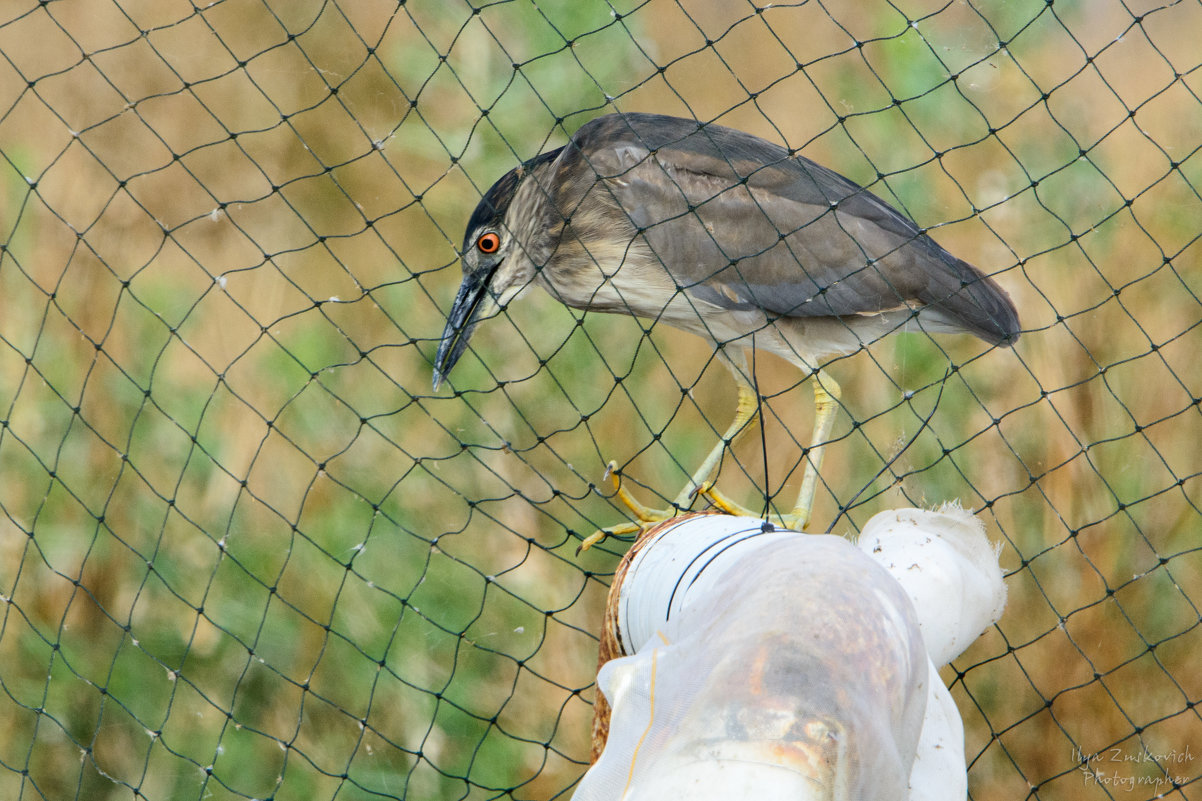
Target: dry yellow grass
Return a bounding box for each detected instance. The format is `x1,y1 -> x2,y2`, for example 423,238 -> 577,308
0,0 -> 1197,799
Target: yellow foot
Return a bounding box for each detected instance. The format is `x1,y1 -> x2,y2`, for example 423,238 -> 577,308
604,461 -> 665,522
696,483 -> 812,532
575,520 -> 643,555
577,462 -> 682,554
578,464 -> 816,554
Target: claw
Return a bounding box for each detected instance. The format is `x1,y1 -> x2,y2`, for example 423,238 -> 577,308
580,462 -> 678,554
601,461 -> 669,522
695,484 -> 812,532
582,461 -> 817,556
576,521 -> 641,555
695,482 -> 752,517
787,507 -> 811,531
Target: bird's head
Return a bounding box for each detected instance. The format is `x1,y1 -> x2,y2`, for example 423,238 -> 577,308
432,170 -> 526,390
432,148 -> 565,391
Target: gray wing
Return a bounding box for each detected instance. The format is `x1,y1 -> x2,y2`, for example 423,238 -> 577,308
564,113 -> 1019,345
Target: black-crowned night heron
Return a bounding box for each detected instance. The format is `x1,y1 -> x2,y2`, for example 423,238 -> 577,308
433,113 -> 1019,547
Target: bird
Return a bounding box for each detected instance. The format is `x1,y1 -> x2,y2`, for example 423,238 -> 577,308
432,112 -> 1019,548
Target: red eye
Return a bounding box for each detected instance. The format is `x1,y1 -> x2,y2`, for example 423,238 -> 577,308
476,232 -> 500,254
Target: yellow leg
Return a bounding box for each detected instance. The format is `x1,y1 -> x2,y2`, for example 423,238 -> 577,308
581,359 -> 844,550
578,348 -> 761,553
698,367 -> 842,531
790,368 -> 842,528
671,352 -> 760,509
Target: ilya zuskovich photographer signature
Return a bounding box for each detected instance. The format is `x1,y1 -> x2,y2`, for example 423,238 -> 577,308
1074,744 -> 1193,792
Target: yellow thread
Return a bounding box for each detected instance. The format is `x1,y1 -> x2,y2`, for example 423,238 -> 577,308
621,648 -> 658,795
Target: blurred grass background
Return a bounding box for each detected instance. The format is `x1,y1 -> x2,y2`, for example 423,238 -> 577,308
0,0 -> 1199,799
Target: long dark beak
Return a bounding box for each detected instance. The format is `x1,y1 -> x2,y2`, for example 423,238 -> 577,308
432,270 -> 491,390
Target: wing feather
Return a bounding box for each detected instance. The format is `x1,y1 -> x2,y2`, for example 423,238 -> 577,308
561,113 -> 1019,345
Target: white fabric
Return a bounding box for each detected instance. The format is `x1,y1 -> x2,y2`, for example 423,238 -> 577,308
574,506 -> 1005,801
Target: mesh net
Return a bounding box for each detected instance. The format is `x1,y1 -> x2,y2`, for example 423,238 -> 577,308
0,0 -> 1198,799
